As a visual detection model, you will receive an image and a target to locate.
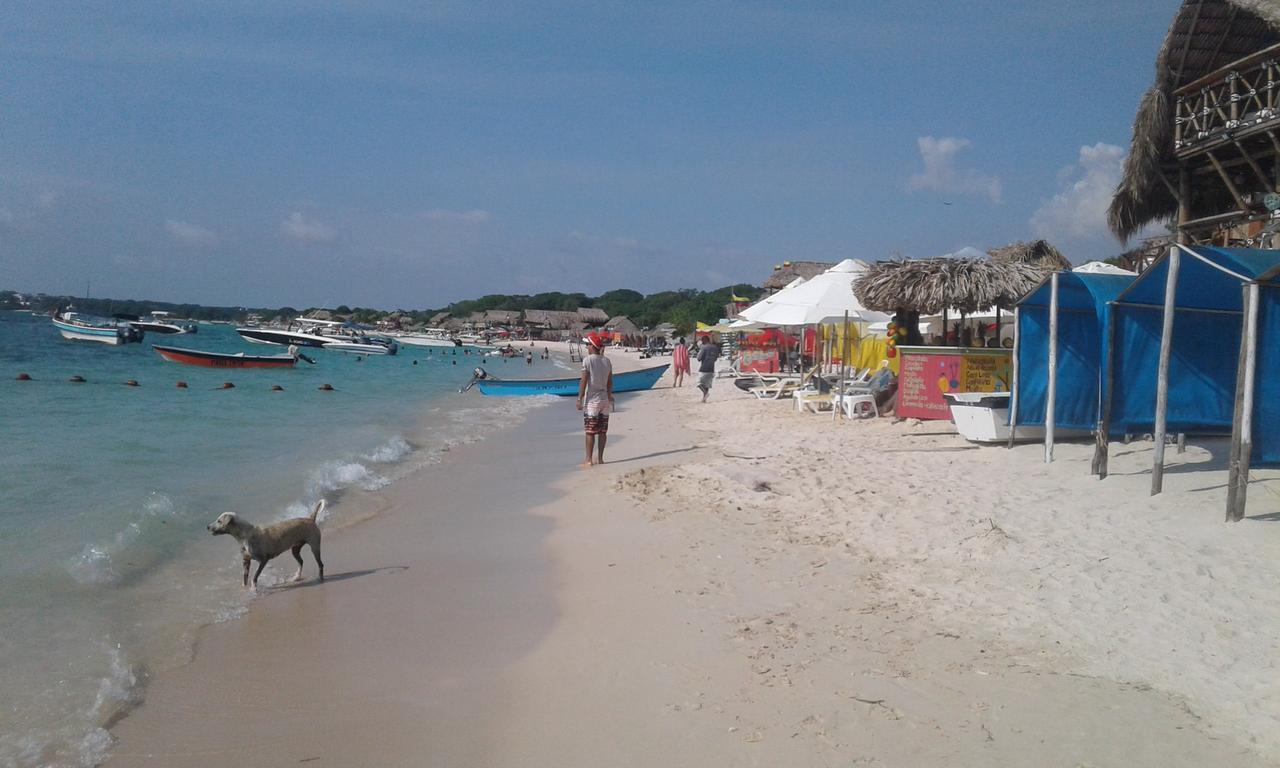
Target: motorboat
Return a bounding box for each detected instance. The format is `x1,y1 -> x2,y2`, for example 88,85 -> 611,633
462,364 -> 669,396
322,336 -> 398,355
395,329 -> 461,348
52,310 -> 144,345
130,311 -> 196,335
153,345 -> 296,368
236,318 -> 359,348
944,392 -> 1090,443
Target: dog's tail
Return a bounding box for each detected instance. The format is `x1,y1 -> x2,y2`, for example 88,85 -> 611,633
310,499 -> 326,523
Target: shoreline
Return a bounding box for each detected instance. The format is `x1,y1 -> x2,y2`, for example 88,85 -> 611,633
105,353 -> 1276,766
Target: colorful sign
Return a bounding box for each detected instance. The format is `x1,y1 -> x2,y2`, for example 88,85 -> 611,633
896,348 -> 1011,420
739,347 -> 780,373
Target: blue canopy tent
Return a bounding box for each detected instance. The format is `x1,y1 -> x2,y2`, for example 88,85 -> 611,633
1093,244 -> 1280,520
1010,271 -> 1135,462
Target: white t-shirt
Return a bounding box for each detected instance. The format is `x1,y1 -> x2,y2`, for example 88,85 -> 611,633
582,353 -> 612,407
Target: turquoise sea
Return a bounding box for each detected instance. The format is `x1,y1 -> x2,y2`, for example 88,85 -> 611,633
0,312 -> 555,767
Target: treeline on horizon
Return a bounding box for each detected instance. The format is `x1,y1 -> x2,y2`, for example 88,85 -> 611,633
0,284 -> 763,333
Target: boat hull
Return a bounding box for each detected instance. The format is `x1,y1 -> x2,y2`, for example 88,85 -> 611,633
52,318 -> 134,345
475,364 -> 669,396
235,328 -> 329,347
396,335 -> 459,348
154,345 -> 296,368
323,342 -> 395,355
132,322 -> 195,334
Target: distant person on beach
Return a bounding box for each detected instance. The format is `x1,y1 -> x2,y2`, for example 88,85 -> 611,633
671,336 -> 690,387
695,334 -> 720,403
576,333 -> 614,467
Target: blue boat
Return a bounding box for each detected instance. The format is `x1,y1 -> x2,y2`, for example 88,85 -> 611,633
466,364 -> 670,396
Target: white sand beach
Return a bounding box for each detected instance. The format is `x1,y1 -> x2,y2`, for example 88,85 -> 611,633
105,349 -> 1279,766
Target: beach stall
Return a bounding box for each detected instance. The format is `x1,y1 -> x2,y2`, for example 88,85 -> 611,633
1010,269 -> 1135,460
1093,245 -> 1280,519
855,245 -> 1064,421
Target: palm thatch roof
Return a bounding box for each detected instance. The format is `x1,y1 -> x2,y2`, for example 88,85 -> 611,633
763,261 -> 834,291
428,311 -> 452,326
576,307 -> 609,324
1109,0 -> 1280,242
853,257 -> 1051,315
986,239 -> 1071,271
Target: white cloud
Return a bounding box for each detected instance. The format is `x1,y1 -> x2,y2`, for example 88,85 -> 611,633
165,219 -> 217,246
280,211 -> 337,243
939,245 -> 986,259
1029,143 -> 1125,241
423,208 -> 491,224
906,136 -> 1002,203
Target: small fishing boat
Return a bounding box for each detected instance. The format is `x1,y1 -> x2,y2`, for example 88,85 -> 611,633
154,344 -> 297,368
52,310 -> 144,345
463,364 -> 669,396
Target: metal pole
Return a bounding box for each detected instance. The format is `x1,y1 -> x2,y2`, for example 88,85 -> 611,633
837,310 -> 849,421
1007,306 -> 1020,448
1152,246 -> 1181,495
1046,272 -> 1059,463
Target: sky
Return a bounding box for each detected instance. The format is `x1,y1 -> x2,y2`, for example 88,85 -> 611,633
0,1 -> 1173,310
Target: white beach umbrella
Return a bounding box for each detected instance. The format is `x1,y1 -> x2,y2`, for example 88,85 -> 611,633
738,259 -> 890,327
1072,260 -> 1137,275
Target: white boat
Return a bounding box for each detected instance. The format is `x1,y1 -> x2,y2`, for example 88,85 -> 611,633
323,338 -> 397,355
130,310 -> 197,335
51,310 -> 143,345
945,392 -> 1089,443
395,328 -> 460,348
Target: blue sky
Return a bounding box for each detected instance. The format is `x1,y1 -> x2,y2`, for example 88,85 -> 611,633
1,1 -> 1171,309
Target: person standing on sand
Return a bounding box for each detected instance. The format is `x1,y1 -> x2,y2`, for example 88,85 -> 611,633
671,336 -> 690,387
695,334 -> 720,403
576,333 -> 614,467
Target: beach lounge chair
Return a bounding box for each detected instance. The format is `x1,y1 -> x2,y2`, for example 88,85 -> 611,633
748,375 -> 804,400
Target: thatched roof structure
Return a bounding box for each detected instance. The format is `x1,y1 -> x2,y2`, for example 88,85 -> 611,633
763,261 -> 833,291
605,315 -> 642,335
576,307 -> 609,324
428,311 -> 452,326
853,257 -> 1050,315
484,309 -> 521,324
1109,1 -> 1280,241
523,309 -> 580,330
987,240 -> 1071,271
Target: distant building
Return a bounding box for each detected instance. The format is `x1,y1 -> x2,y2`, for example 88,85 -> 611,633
483,309 -> 522,326
576,307 -> 609,326
605,315 -> 642,336
428,311 -> 452,326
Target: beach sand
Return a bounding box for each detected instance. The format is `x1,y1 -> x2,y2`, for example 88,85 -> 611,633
106,350 -> 1278,766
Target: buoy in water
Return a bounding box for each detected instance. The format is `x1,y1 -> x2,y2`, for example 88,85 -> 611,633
176,381 -> 188,389
272,384 -> 284,391
16,373 -> 31,381
412,360 -> 418,365
69,375 -> 86,383
125,379 -> 139,387
319,383 -> 335,391
219,382 -> 235,389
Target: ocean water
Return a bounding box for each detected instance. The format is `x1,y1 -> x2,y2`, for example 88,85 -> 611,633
0,313 -> 551,767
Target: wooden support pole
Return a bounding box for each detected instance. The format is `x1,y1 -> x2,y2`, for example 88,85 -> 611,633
1177,432 -> 1187,453
836,311 -> 849,422
1092,301 -> 1118,478
1227,283 -> 1260,522
1046,272 -> 1059,463
1152,247 -> 1181,496
1007,307 -> 1020,448
1226,283 -> 1251,518
1178,166 -> 1191,245
1232,140 -> 1274,191
1206,150 -> 1252,214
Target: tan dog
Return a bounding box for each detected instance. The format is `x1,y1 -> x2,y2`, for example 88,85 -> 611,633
208,500 -> 326,588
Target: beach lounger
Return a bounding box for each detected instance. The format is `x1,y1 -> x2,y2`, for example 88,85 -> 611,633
749,376 -> 803,400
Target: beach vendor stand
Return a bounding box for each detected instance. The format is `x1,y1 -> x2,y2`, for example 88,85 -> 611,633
854,242 -> 1067,423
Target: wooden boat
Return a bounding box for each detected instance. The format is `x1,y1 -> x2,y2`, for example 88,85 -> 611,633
467,364 -> 670,396
153,345 -> 297,368
52,311 -> 143,345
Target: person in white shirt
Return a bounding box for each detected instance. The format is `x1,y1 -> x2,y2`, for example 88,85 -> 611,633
576,333 -> 615,467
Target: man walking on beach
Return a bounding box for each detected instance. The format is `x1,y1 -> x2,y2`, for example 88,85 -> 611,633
576,333 -> 614,467
696,334 -> 720,403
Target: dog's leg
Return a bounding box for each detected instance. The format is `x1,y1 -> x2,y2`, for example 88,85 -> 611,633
310,540 -> 324,582
252,558 -> 268,589
291,543 -> 305,582
242,553 -> 251,587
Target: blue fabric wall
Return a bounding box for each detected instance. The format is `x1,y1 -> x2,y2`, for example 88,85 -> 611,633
1016,307 -> 1103,429
1110,305 -> 1239,434
1252,286 -> 1280,467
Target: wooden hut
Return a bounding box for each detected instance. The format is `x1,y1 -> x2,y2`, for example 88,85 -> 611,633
763,261 -> 833,293
1110,1 -> 1280,247
576,307 -> 609,326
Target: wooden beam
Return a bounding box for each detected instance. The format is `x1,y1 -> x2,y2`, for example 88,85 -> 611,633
1175,41 -> 1280,96
1174,0 -> 1204,84
1232,140 -> 1274,191
1152,246 -> 1180,496
1206,150 -> 1252,213
1228,282 -> 1260,522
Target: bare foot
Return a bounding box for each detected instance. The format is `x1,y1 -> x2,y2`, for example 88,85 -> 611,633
579,460 -> 594,469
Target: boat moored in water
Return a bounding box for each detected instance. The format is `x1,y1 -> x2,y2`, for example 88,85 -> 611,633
130,311 -> 197,335
322,336 -> 398,355
462,363 -> 669,396
52,310 -> 144,345
395,329 -> 461,348
153,344 -> 297,368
